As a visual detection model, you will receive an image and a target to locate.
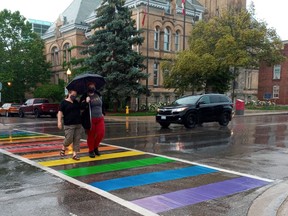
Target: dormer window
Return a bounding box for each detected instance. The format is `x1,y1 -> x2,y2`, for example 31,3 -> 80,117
165,0 -> 171,14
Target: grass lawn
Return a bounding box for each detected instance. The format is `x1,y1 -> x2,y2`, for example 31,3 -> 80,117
246,105 -> 288,111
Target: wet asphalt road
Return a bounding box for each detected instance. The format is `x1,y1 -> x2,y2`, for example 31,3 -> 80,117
1,114 -> 288,215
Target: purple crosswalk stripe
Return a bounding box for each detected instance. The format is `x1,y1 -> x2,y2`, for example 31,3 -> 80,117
131,176 -> 270,213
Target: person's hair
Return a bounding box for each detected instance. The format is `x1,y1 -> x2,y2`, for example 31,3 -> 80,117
87,82 -> 96,87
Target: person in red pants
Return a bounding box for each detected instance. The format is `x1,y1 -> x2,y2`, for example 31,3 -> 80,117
80,82 -> 105,158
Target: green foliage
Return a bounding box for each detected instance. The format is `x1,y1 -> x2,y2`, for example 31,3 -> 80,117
162,8 -> 285,94
33,80 -> 65,102
80,0 -> 148,108
0,9 -> 51,102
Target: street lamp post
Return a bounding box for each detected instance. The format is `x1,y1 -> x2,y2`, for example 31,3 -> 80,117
65,69 -> 72,96
66,68 -> 72,83
7,82 -> 13,102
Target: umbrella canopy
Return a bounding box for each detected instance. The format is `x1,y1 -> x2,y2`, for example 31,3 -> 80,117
66,73 -> 106,95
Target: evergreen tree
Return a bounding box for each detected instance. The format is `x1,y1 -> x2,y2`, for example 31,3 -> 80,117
81,0 -> 147,109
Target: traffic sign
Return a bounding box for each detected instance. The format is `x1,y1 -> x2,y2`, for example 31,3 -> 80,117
0,82 -> 2,91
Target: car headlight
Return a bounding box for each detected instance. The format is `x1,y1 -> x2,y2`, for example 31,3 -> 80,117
172,107 -> 188,112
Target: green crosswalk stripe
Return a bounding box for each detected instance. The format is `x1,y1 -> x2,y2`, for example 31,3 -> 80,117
60,157 -> 174,177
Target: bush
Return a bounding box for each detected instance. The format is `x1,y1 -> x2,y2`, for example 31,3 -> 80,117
140,102 -> 168,111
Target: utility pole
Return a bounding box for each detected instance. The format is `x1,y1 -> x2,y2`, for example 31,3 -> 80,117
182,0 -> 186,50
146,0 -> 150,110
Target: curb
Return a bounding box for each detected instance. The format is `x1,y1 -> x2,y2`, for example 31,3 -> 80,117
247,180 -> 288,216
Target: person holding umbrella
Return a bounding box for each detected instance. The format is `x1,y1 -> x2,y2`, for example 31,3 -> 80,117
80,82 -> 105,158
57,89 -> 82,161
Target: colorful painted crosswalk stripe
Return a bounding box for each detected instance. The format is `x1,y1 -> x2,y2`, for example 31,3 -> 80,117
0,129 -> 272,215
39,151 -> 145,167
90,165 -> 218,191
131,176 -> 269,213
60,157 -> 174,177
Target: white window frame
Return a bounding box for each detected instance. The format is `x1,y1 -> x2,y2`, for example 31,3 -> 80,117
164,28 -> 171,51
63,43 -> 71,63
175,31 -> 180,51
154,27 -> 160,50
51,46 -> 59,66
273,65 -> 281,79
273,85 -> 279,98
153,63 -> 159,86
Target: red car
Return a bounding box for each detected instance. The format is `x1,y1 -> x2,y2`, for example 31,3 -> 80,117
0,103 -> 20,117
18,98 -> 59,118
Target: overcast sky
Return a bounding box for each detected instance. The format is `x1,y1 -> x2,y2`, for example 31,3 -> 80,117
0,0 -> 287,40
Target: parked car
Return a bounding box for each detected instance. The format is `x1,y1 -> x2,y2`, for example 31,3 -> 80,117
156,94 -> 233,128
18,98 -> 59,118
0,103 -> 20,117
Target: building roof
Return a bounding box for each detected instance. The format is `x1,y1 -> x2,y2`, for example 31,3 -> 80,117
42,0 -> 204,39
42,0 -> 102,39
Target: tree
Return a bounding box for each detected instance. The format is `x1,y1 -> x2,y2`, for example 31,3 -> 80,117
0,9 -> 51,103
34,80 -> 66,102
163,8 -> 285,96
81,0 -> 147,110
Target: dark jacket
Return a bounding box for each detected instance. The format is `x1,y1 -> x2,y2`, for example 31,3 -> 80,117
80,91 -> 105,130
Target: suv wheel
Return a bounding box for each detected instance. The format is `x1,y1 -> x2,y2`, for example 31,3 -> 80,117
19,110 -> 24,118
34,109 -> 40,118
159,122 -> 170,128
184,112 -> 197,128
219,112 -> 230,126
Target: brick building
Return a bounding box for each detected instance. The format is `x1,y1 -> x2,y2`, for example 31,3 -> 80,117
257,42 -> 288,105
42,0 -> 247,109
42,0 -> 205,109
198,0 -> 246,18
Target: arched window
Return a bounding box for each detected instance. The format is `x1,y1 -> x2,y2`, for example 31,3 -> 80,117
164,27 -> 171,51
153,62 -> 159,86
154,27 -> 160,50
63,43 -> 71,63
51,46 -> 59,66
175,30 -> 180,51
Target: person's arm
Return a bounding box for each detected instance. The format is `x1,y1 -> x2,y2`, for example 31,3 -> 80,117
57,111 -> 63,129
80,94 -> 89,110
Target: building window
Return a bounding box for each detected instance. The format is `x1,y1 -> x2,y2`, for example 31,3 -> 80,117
154,27 -> 160,50
165,0 -> 171,14
164,27 -> 171,51
153,63 -> 159,86
51,46 -> 59,66
273,65 -> 281,79
175,30 -> 180,51
63,43 -> 71,63
273,85 -> 279,98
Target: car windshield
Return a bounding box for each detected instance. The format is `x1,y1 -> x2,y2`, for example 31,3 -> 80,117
172,95 -> 201,105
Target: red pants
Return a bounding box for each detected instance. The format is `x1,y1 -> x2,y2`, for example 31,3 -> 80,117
87,117 -> 105,151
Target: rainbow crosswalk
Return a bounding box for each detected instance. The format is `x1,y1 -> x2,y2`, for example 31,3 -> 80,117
0,129 -> 272,215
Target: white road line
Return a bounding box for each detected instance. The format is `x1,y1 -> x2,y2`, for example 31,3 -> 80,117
0,148 -> 159,216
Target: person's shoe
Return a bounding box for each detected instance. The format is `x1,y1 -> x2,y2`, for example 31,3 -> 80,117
94,148 -> 101,156
60,149 -> 65,158
89,151 -> 95,158
72,154 -> 80,161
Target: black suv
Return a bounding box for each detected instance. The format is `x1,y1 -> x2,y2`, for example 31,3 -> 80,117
156,94 -> 233,128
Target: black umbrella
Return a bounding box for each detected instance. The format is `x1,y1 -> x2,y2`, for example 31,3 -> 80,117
66,73 -> 106,95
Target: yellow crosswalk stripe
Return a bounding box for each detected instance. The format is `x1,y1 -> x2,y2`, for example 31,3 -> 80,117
39,151 -> 145,167
24,146 -> 118,159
